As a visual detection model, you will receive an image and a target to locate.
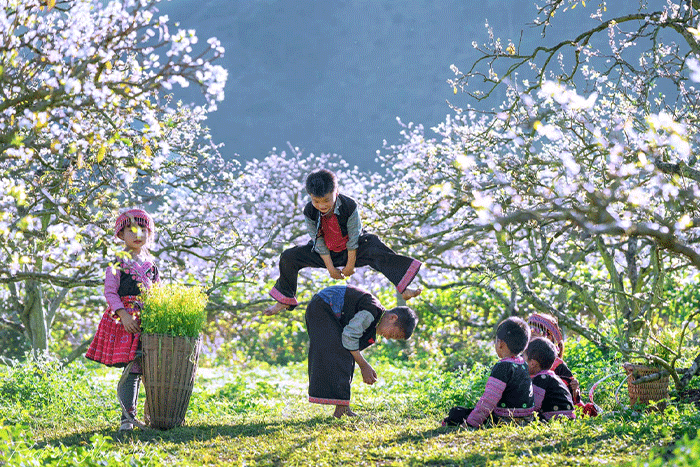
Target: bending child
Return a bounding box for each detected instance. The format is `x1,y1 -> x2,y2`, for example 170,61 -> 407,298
524,337 -> 576,421
265,169 -> 422,315
443,317 -> 534,428
527,313 -> 580,403
86,209 -> 159,432
305,284 -> 418,417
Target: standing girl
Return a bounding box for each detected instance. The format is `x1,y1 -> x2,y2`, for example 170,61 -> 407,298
86,209 -> 159,431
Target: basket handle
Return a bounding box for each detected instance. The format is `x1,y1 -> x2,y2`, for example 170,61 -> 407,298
588,370 -> 627,414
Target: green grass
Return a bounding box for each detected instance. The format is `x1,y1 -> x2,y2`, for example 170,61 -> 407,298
2,359 -> 700,466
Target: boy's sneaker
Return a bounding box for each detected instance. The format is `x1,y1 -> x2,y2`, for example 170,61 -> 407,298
119,421 -> 134,432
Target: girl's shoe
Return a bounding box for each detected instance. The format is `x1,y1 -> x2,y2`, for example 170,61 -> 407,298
119,421 -> 134,432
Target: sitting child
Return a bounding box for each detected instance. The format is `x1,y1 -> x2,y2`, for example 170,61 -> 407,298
305,284 -> 418,418
443,317 -> 534,428
527,312 -> 580,403
524,337 -> 576,421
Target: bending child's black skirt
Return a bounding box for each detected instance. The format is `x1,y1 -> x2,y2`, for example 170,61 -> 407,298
306,295 -> 354,406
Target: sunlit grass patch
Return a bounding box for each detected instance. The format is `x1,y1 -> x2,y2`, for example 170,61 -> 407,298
2,359 -> 700,466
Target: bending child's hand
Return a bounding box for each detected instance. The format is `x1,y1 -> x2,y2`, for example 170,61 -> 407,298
328,267 -> 344,280
360,364 -> 378,385
341,266 -> 355,277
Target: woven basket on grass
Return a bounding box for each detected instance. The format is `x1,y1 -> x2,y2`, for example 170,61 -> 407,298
623,362 -> 669,409
141,333 -> 202,429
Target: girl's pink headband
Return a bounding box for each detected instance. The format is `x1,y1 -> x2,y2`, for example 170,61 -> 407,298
114,209 -> 155,237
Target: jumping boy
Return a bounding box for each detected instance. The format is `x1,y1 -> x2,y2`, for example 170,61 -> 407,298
305,284 -> 418,417
264,169 -> 422,315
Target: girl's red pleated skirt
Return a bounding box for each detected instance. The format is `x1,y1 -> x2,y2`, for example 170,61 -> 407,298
85,295 -> 141,367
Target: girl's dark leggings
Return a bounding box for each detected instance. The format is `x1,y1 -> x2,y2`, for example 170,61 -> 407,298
118,370 -> 141,422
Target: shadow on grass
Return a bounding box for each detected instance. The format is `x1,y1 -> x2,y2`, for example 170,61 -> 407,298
408,414 -> 668,463
38,415 -> 334,448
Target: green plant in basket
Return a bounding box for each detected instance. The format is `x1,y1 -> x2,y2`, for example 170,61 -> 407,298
141,282 -> 208,337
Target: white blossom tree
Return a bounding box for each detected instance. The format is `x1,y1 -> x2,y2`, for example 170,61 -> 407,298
373,0 -> 700,387
0,0 -> 229,358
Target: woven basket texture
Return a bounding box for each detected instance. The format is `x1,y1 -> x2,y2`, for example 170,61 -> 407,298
141,334 -> 202,429
623,363 -> 669,409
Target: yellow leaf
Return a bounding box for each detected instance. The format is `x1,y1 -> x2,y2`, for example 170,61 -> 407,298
453,86 -> 458,94
144,145 -> 152,158
47,0 -> 56,9
97,145 -> 106,163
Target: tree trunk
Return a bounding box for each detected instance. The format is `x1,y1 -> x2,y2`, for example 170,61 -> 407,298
22,281 -> 49,355
61,338 -> 92,367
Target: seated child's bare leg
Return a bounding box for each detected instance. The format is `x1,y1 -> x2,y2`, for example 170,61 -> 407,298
263,301 -> 289,316
333,405 -> 357,418
401,287 -> 422,301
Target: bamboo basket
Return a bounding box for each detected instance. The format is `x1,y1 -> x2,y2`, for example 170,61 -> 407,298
141,333 -> 202,429
623,363 -> 669,410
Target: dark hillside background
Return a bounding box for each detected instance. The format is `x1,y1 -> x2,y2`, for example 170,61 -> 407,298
158,0 -> 632,171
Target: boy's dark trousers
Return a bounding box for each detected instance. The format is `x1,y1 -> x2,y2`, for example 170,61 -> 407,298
270,233 -> 421,309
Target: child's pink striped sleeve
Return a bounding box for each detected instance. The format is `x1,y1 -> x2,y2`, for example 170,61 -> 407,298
466,376 -> 507,427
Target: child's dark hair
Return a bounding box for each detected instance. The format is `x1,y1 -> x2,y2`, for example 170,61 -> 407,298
525,337 -> 557,370
496,317 -> 530,355
306,169 -> 337,197
386,306 -> 418,339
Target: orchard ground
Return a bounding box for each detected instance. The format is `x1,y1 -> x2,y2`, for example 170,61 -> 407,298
3,343 -> 700,467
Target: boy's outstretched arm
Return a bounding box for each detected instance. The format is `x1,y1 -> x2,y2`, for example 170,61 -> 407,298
321,254 -> 344,279
343,209 -> 361,278
350,350 -> 377,384
343,311 -> 378,384
342,249 -> 356,277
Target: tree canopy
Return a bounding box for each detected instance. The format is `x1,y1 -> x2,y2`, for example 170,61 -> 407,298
3,0 -> 700,389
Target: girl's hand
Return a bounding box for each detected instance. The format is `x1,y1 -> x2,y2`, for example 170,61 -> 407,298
328,267 -> 344,280
117,309 -> 140,334
359,363 -> 377,385
570,376 -> 581,401
570,377 -> 580,391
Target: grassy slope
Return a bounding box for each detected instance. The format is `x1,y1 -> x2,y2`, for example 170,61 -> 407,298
5,362 -> 698,466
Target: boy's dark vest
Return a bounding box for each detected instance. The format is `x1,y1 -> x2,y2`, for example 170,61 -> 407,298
303,193 -> 357,238
339,285 -> 382,351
